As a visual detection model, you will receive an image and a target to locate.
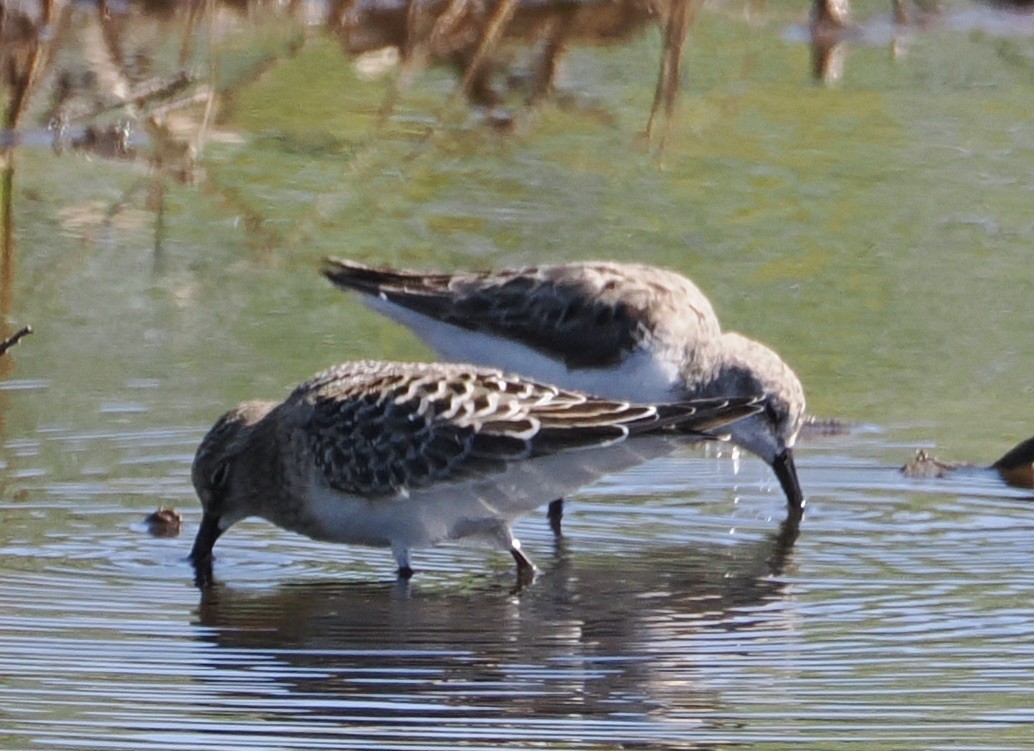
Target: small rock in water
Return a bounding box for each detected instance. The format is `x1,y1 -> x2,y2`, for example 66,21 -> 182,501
145,507 -> 183,537
900,449 -> 964,479
900,435 -> 1034,490
991,435 -> 1034,489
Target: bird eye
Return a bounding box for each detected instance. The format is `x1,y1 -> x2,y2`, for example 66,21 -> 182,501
211,461 -> 231,491
767,397 -> 790,425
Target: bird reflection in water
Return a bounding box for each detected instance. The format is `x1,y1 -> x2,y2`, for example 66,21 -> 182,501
192,514 -> 800,739
330,0 -> 701,136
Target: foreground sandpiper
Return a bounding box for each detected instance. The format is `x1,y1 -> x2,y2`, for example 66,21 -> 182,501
321,259 -> 807,520
189,360 -> 761,586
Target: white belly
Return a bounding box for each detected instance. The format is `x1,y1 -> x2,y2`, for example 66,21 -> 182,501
362,294 -> 681,402
297,434 -> 683,552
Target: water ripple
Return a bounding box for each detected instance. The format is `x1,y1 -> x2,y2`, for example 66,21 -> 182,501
2,427 -> 1032,748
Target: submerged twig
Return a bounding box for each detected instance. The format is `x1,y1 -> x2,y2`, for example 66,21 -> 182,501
0,324 -> 32,356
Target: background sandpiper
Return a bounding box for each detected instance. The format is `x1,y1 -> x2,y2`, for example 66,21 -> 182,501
321,259 -> 807,521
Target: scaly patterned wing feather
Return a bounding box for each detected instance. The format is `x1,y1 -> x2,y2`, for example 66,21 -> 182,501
292,361 -> 757,497
322,259 -> 719,368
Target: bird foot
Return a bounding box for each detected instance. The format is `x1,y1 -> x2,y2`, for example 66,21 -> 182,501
510,541 -> 536,592
547,498 -> 564,539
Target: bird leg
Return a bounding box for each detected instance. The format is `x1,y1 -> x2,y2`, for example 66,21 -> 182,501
393,543 -> 414,579
547,498 -> 564,538
510,538 -> 536,588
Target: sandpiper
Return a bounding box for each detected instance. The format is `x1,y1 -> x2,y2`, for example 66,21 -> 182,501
321,259 -> 807,521
189,360 -> 760,586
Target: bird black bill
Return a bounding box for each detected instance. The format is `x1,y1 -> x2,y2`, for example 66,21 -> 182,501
189,513 -> 223,587
773,449 -> 805,510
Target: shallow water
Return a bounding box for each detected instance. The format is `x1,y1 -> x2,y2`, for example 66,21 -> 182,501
2,0 -> 1034,748
3,433 -> 1033,749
